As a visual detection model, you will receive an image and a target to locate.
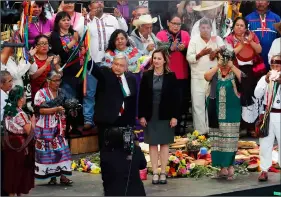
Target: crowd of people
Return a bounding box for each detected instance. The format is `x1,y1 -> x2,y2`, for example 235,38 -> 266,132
0,0 -> 281,196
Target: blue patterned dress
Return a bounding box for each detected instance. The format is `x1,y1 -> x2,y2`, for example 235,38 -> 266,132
34,88 -> 72,179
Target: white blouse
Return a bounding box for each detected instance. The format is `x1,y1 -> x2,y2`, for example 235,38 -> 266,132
1,57 -> 36,87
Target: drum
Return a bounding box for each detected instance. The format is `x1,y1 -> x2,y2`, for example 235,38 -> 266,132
236,43 -> 254,62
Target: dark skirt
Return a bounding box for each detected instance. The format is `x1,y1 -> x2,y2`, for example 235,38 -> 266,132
144,102 -> 174,145
239,64 -> 258,130
239,64 -> 258,107
175,79 -> 190,136
3,135 -> 35,195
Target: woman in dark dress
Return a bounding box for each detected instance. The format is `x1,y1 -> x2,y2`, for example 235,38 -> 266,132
138,48 -> 180,185
3,85 -> 36,196
100,128 -> 146,196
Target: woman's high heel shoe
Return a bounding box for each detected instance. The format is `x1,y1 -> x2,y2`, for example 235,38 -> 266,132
152,173 -> 159,184
159,173 -> 167,184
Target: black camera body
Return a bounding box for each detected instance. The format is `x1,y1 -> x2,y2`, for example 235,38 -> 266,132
219,48 -> 235,66
104,126 -> 136,155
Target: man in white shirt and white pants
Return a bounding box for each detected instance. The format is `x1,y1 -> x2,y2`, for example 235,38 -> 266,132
254,54 -> 281,182
82,0 -> 128,130
187,18 -> 225,135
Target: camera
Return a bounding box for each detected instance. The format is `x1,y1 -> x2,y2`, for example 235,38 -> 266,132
104,126 -> 136,154
219,48 -> 235,66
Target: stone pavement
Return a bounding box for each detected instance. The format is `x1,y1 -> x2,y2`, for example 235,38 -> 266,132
28,171 -> 280,196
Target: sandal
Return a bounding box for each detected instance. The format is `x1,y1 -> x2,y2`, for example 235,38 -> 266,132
48,177 -> 57,185
227,167 -> 235,181
152,173 -> 159,185
211,169 -> 228,179
60,178 -> 73,185
159,173 -> 167,184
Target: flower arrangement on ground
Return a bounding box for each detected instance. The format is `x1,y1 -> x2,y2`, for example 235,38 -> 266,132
186,130 -> 211,152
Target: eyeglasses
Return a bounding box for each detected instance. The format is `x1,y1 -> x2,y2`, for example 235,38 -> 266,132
49,79 -> 62,83
170,22 -> 182,27
37,42 -> 49,47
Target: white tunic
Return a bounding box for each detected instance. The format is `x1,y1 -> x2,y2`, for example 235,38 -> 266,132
186,35 -> 225,79
254,75 -> 281,110
87,14 -> 128,63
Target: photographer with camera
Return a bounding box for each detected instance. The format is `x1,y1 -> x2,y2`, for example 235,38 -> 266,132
204,49 -> 242,180
100,127 -> 146,196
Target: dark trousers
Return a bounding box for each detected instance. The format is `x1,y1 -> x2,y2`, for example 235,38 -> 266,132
97,124 -> 107,151
1,149 -> 8,196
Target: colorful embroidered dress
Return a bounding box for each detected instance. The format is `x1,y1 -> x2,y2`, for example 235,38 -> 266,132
103,46 -> 143,73
34,88 -> 72,179
207,71 -> 241,167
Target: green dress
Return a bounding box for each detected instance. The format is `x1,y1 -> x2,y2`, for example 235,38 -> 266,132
207,70 -> 241,167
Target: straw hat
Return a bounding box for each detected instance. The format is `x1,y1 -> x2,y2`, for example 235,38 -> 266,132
273,22 -> 281,34
133,14 -> 158,27
193,1 -> 223,11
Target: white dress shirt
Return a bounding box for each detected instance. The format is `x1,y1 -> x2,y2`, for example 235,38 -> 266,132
87,14 -> 128,63
268,38 -> 281,65
1,89 -> 8,121
254,76 -> 281,110
1,57 -> 34,87
118,73 -> 131,116
186,35 -> 225,79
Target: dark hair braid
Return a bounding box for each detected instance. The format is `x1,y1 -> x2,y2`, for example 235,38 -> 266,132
4,85 -> 24,117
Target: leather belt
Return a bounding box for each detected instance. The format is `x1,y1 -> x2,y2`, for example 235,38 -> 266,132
264,105 -> 281,113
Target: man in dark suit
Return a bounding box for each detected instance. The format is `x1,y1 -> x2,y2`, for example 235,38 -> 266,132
89,53 -> 137,150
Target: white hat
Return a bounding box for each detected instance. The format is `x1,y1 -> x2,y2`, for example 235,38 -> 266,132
133,14 -> 158,27
193,1 -> 223,12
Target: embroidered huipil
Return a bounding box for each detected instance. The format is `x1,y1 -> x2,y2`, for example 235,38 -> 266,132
5,109 -> 30,135
246,10 -> 281,69
103,46 -> 143,73
34,89 -> 58,129
87,14 -> 128,63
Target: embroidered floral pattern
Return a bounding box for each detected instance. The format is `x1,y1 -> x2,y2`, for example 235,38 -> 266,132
103,46 -> 143,73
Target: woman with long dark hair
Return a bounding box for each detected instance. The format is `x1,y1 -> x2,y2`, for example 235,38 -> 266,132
49,11 -> 83,100
103,29 -> 143,72
225,17 -> 262,137
30,35 -> 61,101
3,85 -> 36,196
28,1 -> 53,46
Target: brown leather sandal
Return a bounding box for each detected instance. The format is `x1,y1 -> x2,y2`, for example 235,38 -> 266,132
60,178 -> 73,185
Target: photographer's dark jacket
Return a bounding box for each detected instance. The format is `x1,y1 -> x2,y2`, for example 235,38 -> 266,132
89,61 -> 137,126
100,146 -> 146,196
138,70 -> 180,121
